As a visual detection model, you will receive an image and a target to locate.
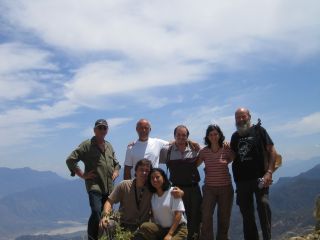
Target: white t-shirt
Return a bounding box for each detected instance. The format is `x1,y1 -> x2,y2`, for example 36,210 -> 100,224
151,187 -> 187,228
124,137 -> 168,177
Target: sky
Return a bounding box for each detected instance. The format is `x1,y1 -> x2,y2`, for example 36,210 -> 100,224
0,0 -> 319,178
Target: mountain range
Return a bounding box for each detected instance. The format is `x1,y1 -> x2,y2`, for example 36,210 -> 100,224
0,157 -> 319,240
0,168 -> 88,240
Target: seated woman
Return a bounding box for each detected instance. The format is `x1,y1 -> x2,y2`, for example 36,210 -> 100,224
134,168 -> 188,240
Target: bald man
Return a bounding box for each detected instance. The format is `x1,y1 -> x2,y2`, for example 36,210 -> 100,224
230,108 -> 277,240
124,119 -> 168,179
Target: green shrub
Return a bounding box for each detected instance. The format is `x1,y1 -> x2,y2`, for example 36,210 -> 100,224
99,211 -> 133,240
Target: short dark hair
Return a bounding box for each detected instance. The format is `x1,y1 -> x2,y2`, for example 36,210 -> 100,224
147,168 -> 171,193
134,159 -> 152,172
174,125 -> 189,138
204,124 -> 225,148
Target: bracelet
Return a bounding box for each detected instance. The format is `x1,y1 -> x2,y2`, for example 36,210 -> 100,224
266,170 -> 273,175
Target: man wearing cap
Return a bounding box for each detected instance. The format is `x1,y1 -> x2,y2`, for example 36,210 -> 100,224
66,119 -> 121,240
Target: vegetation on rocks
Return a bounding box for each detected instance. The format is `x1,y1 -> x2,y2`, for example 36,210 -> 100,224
288,230 -> 320,240
98,211 -> 133,240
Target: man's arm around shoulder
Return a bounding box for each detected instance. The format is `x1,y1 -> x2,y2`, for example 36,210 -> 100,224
124,165 -> 132,180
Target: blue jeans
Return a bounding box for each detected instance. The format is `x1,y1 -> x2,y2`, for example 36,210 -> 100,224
88,191 -> 108,240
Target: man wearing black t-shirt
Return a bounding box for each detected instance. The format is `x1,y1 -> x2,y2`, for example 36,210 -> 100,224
231,108 -> 276,240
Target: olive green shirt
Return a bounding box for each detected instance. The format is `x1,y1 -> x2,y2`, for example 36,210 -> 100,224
66,136 -> 121,194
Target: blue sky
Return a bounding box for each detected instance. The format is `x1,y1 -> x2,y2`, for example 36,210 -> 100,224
0,0 -> 319,178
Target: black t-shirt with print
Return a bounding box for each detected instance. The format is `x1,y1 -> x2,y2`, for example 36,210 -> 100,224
231,126 -> 273,182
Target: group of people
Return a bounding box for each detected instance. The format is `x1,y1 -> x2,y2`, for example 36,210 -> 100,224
66,107 -> 277,240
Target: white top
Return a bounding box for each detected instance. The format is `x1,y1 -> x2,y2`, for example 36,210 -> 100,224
151,187 -> 187,228
124,137 -> 168,177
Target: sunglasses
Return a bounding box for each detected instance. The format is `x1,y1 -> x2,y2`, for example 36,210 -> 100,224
97,126 -> 108,130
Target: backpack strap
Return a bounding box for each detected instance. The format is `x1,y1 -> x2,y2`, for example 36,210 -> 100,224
166,145 -> 173,176
254,119 -> 270,172
254,118 -> 282,172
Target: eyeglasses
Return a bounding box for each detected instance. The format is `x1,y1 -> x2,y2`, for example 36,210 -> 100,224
97,126 -> 108,131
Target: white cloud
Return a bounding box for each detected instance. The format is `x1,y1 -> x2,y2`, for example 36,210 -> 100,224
64,60 -> 208,106
0,100 -> 80,147
81,117 -> 132,137
138,95 -> 184,109
0,75 -> 41,101
0,100 -> 78,127
4,0 -> 319,57
0,122 -> 48,147
274,112 -> 320,136
0,42 -> 55,73
108,117 -> 133,128
0,42 -> 57,101
1,0 -> 319,108
56,122 -> 78,130
169,104 -> 235,142
0,0 -> 319,154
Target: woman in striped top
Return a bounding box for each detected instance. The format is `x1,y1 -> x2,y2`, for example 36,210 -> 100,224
197,124 -> 234,240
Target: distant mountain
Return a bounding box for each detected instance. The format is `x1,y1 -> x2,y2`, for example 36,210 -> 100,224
16,233 -> 84,240
273,156 -> 320,181
15,234 -> 84,240
0,174 -> 89,240
0,162 -> 319,240
270,163 -> 320,239
0,167 -> 125,240
228,163 -> 320,240
0,167 -> 66,198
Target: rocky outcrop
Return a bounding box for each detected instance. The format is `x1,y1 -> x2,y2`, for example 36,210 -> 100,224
288,230 -> 320,240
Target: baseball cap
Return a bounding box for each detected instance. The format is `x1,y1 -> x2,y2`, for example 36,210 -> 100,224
94,119 -> 108,128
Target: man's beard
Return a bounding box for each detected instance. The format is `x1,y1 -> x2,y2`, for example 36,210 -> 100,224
236,120 -> 251,136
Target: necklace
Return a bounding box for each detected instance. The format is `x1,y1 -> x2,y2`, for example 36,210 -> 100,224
134,181 -> 145,210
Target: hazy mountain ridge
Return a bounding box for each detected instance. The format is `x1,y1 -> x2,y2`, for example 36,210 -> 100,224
270,164 -> 320,240
0,168 -> 89,240
0,167 -> 66,198
274,156 -> 320,178
0,160 -> 319,240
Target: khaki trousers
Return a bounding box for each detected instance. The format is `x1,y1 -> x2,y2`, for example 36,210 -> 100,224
200,185 -> 234,240
134,222 -> 188,240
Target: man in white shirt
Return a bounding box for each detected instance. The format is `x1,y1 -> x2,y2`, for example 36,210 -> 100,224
124,119 -> 168,180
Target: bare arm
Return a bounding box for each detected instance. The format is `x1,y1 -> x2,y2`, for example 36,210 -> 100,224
263,145 -> 276,187
164,211 -> 182,240
195,156 -> 203,167
188,140 -> 200,152
266,145 -> 276,172
124,165 -> 132,180
222,141 -> 230,149
99,199 -> 113,229
112,169 -> 119,181
171,187 -> 184,198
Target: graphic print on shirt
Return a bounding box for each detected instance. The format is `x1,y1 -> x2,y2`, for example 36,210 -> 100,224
238,136 -> 254,162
